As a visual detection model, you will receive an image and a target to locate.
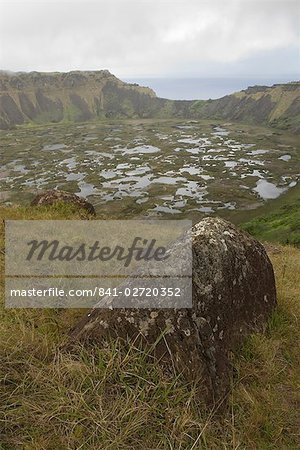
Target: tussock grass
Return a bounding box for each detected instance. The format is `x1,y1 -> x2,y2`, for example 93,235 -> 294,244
0,205 -> 299,449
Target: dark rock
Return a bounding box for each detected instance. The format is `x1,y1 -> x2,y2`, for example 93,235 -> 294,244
30,189 -> 96,216
67,218 -> 277,406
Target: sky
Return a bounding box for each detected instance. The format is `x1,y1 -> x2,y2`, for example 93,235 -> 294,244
0,0 -> 299,79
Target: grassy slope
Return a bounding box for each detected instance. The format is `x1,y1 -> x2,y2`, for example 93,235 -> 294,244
0,204 -> 299,449
241,201 -> 300,247
234,184 -> 300,247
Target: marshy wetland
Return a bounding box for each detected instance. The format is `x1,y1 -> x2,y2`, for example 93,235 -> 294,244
1,119 -> 299,219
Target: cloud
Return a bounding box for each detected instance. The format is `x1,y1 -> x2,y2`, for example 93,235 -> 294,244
0,0 -> 299,77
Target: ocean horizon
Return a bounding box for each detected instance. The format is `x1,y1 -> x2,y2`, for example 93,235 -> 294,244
124,76 -> 299,100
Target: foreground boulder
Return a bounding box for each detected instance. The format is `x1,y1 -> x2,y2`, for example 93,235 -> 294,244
31,189 -> 95,216
67,217 -> 276,405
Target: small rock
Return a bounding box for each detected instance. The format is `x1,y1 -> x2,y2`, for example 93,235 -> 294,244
30,189 -> 96,216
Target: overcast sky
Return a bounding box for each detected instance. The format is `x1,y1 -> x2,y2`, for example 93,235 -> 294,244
0,0 -> 299,78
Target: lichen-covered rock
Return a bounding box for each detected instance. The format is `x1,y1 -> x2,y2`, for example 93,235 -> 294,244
31,189 -> 96,216
67,217 -> 276,405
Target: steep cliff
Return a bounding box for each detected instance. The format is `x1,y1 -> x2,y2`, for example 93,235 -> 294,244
192,82 -> 300,134
0,70 -> 299,133
0,70 -> 168,128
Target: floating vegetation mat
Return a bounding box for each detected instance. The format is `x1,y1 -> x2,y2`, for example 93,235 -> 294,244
0,120 -> 299,218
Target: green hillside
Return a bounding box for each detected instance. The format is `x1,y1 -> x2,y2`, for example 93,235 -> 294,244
1,71 -> 299,134
192,82 -> 300,134
228,184 -> 300,247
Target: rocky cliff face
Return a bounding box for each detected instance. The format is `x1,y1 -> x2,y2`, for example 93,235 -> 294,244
0,70 -> 299,133
0,70 -> 168,128
192,82 -> 300,134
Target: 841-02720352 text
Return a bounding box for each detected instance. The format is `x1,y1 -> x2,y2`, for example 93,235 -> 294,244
9,286 -> 183,299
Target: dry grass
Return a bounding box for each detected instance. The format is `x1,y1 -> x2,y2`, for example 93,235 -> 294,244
0,205 -> 299,449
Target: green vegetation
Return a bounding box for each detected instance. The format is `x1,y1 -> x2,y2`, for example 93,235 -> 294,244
235,184 -> 300,247
0,204 -> 299,449
241,200 -> 300,247
270,114 -> 300,133
63,103 -> 83,123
